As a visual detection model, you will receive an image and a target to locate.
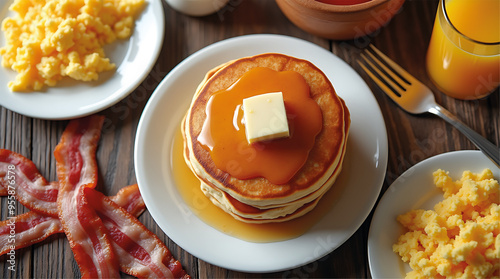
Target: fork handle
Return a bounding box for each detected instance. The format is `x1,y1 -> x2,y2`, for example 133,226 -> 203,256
428,105 -> 500,168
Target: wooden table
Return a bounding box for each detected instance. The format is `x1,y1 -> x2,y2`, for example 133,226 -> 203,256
1,0 -> 498,278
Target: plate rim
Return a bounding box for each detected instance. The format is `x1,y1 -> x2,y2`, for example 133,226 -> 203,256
135,33 -> 389,273
0,0 -> 165,120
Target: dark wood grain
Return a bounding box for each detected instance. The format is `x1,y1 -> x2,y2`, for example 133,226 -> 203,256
1,0 -> 498,278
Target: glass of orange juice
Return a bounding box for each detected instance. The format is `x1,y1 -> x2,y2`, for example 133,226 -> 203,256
426,0 -> 500,100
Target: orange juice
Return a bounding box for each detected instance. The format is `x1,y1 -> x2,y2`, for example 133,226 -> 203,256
426,0 -> 500,100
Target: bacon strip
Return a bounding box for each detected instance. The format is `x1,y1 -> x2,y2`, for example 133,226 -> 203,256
85,187 -> 190,279
0,184 -> 145,257
111,184 -> 145,217
2,116 -> 190,278
0,150 -> 147,219
0,211 -> 62,256
0,149 -> 58,216
55,115 -> 119,278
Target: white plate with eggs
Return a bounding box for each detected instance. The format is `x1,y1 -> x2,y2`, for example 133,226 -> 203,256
368,150 -> 499,278
0,0 -> 164,120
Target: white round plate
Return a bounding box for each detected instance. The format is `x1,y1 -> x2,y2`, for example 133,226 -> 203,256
135,34 -> 388,273
0,0 -> 164,120
368,150 -> 499,278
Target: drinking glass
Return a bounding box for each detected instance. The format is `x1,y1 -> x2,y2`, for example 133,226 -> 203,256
426,0 -> 500,100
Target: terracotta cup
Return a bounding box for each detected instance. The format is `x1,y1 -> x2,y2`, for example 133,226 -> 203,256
276,0 -> 405,40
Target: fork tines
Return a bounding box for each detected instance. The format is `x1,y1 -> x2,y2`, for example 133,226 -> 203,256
358,44 -> 414,99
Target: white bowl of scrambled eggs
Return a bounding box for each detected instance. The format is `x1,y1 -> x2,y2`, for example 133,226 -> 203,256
368,150 -> 499,279
0,0 -> 165,119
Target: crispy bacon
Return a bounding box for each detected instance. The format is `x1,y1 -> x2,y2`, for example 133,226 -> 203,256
85,187 -> 189,279
0,149 -> 58,216
55,115 -> 120,278
0,211 -> 62,256
0,184 -> 145,257
111,184 -> 145,217
0,149 -> 147,219
1,115 -> 190,278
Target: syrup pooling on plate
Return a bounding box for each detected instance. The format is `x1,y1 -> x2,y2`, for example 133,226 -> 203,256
197,67 -> 322,185
172,127 -> 345,243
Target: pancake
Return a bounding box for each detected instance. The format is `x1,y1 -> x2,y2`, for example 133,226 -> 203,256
194,99 -> 350,223
182,53 -> 350,223
200,136 -> 347,223
183,96 -> 350,223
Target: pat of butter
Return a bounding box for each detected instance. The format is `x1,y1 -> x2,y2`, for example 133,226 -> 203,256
243,92 -> 290,144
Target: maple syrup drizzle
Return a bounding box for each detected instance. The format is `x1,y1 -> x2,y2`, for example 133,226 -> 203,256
197,67 -> 322,185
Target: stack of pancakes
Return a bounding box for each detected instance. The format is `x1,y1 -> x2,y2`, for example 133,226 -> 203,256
182,53 -> 350,223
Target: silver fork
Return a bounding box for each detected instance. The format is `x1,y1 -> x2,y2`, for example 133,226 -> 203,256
358,44 -> 500,167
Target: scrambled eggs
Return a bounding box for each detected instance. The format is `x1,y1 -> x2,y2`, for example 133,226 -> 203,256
393,169 -> 499,279
0,0 -> 145,91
